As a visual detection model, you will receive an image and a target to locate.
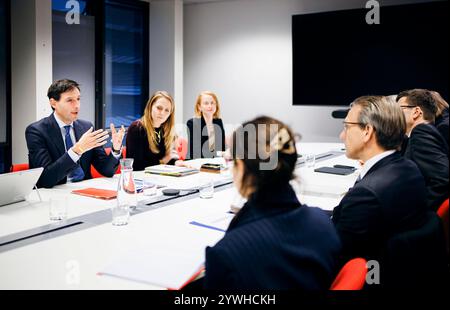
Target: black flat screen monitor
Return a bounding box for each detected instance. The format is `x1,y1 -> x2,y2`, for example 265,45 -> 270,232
292,1 -> 449,106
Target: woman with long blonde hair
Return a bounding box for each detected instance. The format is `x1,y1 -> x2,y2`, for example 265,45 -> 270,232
126,91 -> 181,171
431,90 -> 449,148
186,91 -> 226,159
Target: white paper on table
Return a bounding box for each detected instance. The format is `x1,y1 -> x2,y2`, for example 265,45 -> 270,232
299,194 -> 343,211
299,183 -> 348,198
147,172 -> 232,191
99,245 -> 205,290
190,212 -> 235,232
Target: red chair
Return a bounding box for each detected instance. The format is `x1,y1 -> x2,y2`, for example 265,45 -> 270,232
90,147 -> 126,179
176,137 -> 188,160
330,258 -> 367,290
11,163 -> 30,172
437,198 -> 449,252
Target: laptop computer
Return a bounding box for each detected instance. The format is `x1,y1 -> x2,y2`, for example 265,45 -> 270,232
0,167 -> 44,207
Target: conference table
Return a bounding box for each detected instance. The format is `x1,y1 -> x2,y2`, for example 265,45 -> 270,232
0,143 -> 359,290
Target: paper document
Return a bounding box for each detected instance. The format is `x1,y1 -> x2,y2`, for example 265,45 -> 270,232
145,165 -> 199,177
299,194 -> 342,211
190,212 -> 235,232
145,173 -> 232,191
300,184 -> 348,198
99,246 -> 205,290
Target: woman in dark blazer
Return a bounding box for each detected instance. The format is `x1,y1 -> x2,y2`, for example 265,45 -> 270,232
203,116 -> 342,290
186,91 -> 225,159
126,91 -> 181,171
431,90 -> 449,148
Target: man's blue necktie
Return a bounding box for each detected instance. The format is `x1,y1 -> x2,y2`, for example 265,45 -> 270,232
64,125 -> 85,182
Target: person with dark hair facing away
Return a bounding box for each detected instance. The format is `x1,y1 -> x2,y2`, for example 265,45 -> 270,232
431,90 -> 449,148
203,116 -> 342,290
26,79 -> 125,188
186,91 -> 225,159
126,91 -> 185,171
332,96 -> 429,265
396,89 -> 449,211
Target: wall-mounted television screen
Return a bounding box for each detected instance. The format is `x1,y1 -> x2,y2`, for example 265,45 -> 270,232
292,1 -> 449,106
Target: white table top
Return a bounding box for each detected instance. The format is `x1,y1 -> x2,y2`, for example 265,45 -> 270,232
0,142 -> 359,289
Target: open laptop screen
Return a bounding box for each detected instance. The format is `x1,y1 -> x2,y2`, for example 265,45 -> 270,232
0,168 -> 43,207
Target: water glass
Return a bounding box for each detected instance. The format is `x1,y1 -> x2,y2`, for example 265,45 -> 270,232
49,196 -> 68,221
112,203 -> 130,226
143,177 -> 157,196
199,179 -> 214,199
305,153 -> 316,168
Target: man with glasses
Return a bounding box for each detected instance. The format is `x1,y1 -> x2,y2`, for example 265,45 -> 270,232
396,89 -> 449,211
332,96 -> 428,279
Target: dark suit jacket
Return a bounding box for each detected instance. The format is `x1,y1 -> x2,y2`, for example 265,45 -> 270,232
403,123 -> 449,211
332,152 -> 428,264
204,183 -> 342,290
435,108 -> 449,149
186,117 -> 225,159
25,114 -> 119,188
126,120 -> 176,171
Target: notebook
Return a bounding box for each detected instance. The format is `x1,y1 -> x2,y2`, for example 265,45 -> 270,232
145,165 -> 199,177
314,166 -> 355,176
200,163 -> 226,174
71,188 -> 117,200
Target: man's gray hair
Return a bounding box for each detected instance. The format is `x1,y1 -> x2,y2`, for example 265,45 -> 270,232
351,95 -> 406,150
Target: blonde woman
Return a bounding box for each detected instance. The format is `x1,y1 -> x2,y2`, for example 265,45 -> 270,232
186,91 -> 225,159
431,90 -> 449,147
126,91 -> 181,171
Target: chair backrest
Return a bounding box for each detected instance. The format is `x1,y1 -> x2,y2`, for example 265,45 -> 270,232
10,163 -> 30,172
330,258 -> 367,290
176,137 -> 188,160
437,198 -> 449,253
90,147 -> 126,179
437,198 -> 449,220
384,211 -> 449,288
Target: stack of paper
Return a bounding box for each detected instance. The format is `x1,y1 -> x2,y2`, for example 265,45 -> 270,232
299,183 -> 348,198
99,246 -> 205,290
145,165 -> 199,177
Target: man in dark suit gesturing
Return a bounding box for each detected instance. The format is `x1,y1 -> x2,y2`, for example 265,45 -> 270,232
332,96 -> 427,264
26,79 -> 125,188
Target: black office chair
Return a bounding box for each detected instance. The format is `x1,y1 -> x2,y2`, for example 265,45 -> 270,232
383,211 -> 449,288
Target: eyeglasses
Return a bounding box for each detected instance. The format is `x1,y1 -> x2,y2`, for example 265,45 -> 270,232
400,105 -> 417,109
342,121 -> 365,131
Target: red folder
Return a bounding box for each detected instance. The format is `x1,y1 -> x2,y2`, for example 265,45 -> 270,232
167,266 -> 205,290
71,188 -> 117,200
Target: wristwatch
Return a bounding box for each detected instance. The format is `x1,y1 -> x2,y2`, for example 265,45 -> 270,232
112,146 -> 121,155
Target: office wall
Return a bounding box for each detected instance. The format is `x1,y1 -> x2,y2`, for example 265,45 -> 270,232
11,0 -> 53,164
184,0 -> 437,141
149,0 -> 184,127
0,0 -> 7,144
